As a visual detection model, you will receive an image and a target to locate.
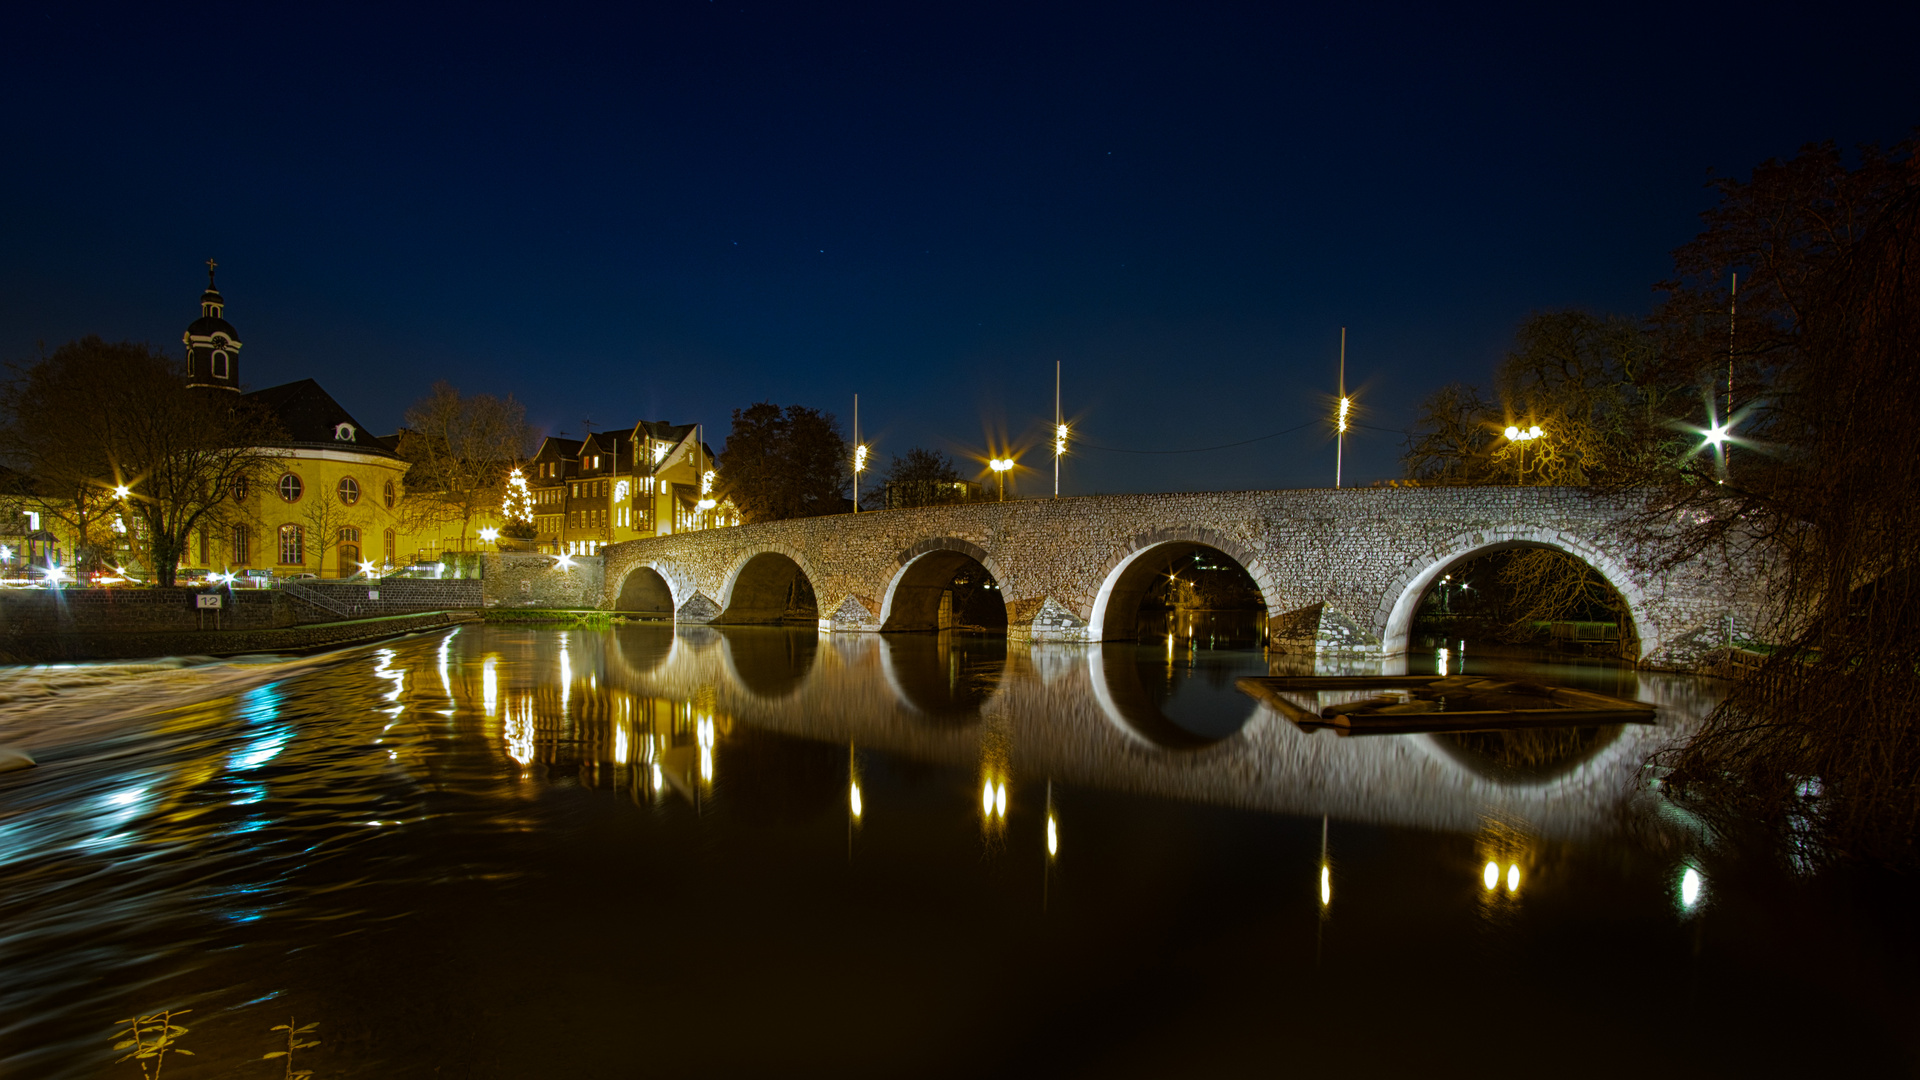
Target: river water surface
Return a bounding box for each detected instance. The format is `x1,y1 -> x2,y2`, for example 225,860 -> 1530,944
2,622 -> 1915,1077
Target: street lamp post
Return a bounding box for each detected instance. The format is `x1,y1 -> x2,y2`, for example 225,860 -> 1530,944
989,457 -> 1013,501
1053,361 -> 1066,499
1503,424 -> 1543,484
852,393 -> 868,513
1335,328 -> 1350,489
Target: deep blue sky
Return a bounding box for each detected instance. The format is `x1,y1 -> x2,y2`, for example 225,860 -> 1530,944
3,3 -> 1914,494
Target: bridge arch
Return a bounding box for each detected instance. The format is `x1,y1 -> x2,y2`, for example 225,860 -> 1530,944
715,544 -> 823,625
612,564 -> 675,616
1377,527 -> 1655,660
1087,527 -> 1281,641
879,538 -> 1011,632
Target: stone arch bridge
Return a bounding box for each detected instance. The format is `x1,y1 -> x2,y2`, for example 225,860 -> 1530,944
595,487 -> 1761,670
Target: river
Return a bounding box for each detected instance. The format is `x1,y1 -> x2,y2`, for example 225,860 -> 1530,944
1,622 -> 1914,1077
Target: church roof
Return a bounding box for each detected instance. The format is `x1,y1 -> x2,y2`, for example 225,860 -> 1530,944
244,379 -> 399,459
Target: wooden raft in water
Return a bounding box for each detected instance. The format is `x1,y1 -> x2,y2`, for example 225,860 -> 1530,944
1233,674 -> 1657,736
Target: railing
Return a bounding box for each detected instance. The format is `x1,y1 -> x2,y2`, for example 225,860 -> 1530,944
277,580 -> 357,618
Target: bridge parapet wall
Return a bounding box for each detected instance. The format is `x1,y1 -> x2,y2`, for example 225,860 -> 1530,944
600,487 -> 1764,671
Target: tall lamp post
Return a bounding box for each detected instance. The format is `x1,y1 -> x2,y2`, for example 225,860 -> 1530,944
1334,328 -> 1352,488
989,457 -> 1014,501
1053,361 -> 1067,499
852,393 -> 869,513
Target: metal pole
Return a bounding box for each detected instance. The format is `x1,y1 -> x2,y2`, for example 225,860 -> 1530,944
853,393 -> 860,514
1335,328 -> 1346,489
1726,273 -> 1737,478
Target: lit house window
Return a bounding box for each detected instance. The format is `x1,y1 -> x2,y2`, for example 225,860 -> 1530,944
231,523 -> 251,565
278,473 -> 304,502
384,479 -> 396,508
338,476 -> 360,505
278,524 -> 304,565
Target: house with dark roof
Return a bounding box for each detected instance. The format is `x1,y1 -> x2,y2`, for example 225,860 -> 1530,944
525,420 -> 733,555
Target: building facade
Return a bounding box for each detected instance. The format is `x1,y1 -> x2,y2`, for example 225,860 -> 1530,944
528,421 -> 737,556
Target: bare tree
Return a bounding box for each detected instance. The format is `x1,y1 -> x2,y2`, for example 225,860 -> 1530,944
1652,141 -> 1920,867
0,337 -> 283,586
395,382 -> 532,552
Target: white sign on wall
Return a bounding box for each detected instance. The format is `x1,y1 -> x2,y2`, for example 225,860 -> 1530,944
196,594 -> 223,609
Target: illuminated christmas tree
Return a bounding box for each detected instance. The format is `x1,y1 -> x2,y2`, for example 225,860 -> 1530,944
500,467 -> 536,539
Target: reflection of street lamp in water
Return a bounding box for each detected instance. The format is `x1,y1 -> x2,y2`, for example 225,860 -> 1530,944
1503,425 -> 1543,484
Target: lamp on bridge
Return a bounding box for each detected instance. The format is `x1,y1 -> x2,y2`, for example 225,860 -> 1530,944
1503,424 -> 1544,484
989,457 -> 1014,501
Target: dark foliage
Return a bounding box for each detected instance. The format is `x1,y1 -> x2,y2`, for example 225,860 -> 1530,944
1649,136 -> 1920,867
718,402 -> 849,522
1403,310 -> 1685,487
0,337 -> 284,586
882,447 -> 968,508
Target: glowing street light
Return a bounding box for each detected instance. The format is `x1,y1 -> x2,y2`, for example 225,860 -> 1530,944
1503,424 -> 1545,485
478,527 -> 500,545
553,553 -> 576,571
112,484 -> 132,500
989,457 -> 1014,501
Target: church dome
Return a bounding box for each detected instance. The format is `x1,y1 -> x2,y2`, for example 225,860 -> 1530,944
188,313 -> 237,337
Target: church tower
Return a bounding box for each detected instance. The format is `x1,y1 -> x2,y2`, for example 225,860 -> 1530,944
183,259 -> 242,392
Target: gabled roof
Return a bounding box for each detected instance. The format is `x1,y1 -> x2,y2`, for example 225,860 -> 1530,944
533,436 -> 584,460
634,419 -> 696,445
244,379 -> 399,459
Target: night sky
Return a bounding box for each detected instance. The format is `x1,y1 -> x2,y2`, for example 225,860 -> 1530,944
3,3 -> 1913,495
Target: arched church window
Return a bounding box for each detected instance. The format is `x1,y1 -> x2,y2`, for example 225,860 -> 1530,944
212,351 -> 229,378
384,479 -> 396,509
338,476 -> 360,505
278,473 -> 304,503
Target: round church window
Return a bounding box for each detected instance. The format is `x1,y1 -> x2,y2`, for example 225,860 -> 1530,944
338,476 -> 361,506
278,473 -> 303,503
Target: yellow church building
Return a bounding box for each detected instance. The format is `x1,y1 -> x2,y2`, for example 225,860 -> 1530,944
183,271 -> 492,578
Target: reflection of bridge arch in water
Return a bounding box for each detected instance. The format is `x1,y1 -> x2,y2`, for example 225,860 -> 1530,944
527,621 -> 1714,837
604,623 -> 677,686
1088,530 -> 1278,642
717,627 -> 820,700
1378,529 -> 1654,660
1424,724 -> 1630,786
1085,643 -> 1263,749
877,633 -> 1008,721
716,547 -> 821,625
880,539 -> 1011,633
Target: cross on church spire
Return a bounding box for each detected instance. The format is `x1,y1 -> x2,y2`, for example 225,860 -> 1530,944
206,257 -> 218,288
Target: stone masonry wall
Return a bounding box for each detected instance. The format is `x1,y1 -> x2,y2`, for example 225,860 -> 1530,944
598,487 -> 1769,672
1,581 -> 485,645
480,552 -> 605,609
